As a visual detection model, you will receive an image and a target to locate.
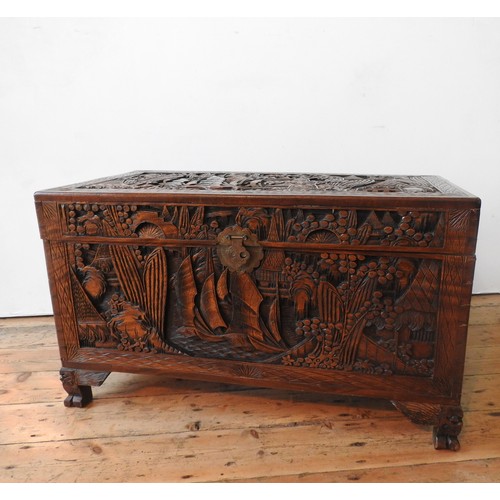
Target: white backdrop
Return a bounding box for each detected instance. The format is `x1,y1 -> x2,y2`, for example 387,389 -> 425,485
1,17 -> 499,317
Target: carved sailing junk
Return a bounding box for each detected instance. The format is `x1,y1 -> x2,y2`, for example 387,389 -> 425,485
174,241 -> 284,354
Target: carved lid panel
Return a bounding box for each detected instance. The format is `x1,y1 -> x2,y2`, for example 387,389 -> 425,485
36,171 -> 479,202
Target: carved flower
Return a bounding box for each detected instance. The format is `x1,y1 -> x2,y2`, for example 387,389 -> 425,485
77,213 -> 102,236
410,359 -> 434,376
304,355 -> 321,368
320,356 -> 340,370
373,363 -> 392,376
397,343 -> 413,362
353,359 -> 375,374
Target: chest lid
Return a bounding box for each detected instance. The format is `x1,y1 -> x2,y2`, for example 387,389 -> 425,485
35,170 -> 479,207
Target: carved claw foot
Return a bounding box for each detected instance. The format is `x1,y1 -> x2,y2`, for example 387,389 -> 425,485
391,401 -> 463,451
433,406 -> 464,451
433,431 -> 460,451
60,368 -> 110,408
63,385 -> 93,408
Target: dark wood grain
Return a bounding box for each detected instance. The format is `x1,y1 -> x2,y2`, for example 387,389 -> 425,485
34,171 -> 480,450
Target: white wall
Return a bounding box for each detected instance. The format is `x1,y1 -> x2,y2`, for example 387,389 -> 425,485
1,17 -> 499,317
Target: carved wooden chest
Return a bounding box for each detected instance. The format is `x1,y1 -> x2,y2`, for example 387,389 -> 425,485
35,171 -> 480,450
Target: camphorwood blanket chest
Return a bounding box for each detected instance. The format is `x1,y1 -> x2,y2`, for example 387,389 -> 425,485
35,171 -> 480,450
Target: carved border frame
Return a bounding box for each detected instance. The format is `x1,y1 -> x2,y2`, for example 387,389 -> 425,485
63,347 -> 452,403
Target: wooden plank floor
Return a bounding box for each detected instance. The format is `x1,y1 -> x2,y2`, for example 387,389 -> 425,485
1,294 -> 499,483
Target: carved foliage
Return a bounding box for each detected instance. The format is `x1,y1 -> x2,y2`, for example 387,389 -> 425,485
70,238 -> 441,377
71,237 -> 179,354
62,203 -> 446,249
280,252 -> 440,375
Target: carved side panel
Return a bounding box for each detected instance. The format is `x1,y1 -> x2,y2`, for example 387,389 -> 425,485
45,241 -> 80,360
37,201 -> 64,240
433,254 -> 476,397
446,209 -> 480,254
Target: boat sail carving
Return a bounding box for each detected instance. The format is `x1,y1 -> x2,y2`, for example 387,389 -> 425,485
200,273 -> 227,331
225,272 -> 265,341
175,256 -> 198,336
268,286 -> 283,346
216,268 -> 229,301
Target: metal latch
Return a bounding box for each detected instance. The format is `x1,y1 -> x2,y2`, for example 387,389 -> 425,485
216,225 -> 263,273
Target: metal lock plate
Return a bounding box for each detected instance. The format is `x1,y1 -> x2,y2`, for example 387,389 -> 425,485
216,225 -> 264,273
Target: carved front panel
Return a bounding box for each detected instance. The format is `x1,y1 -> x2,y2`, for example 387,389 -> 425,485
69,238 -> 441,378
